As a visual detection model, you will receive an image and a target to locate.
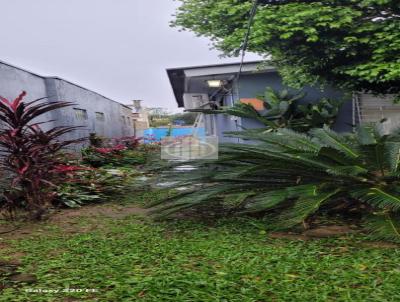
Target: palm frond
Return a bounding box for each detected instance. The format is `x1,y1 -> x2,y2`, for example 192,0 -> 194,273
286,184 -> 318,198
226,129 -> 321,153
364,213 -> 400,241
385,142 -> 400,173
318,147 -> 357,165
241,190 -> 288,213
242,184 -> 318,214
223,192 -> 255,209
271,189 -> 340,230
354,188 -> 400,211
326,165 -> 368,177
311,127 -> 359,159
150,184 -> 243,216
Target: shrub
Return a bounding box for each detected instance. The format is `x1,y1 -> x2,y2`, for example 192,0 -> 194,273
82,137 -> 147,168
152,125 -> 400,241
53,165 -> 133,208
0,92 -> 82,219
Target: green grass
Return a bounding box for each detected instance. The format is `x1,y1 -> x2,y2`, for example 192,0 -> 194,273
1,214 -> 400,302
121,188 -> 174,206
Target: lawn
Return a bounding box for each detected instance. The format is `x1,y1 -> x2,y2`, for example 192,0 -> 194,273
0,197 -> 399,302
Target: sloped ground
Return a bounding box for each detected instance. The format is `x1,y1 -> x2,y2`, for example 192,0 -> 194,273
0,198 -> 400,302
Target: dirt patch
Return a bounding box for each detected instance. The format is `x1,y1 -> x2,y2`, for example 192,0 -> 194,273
269,225 -> 356,241
303,225 -> 355,238
268,226 -> 399,249
0,203 -> 149,241
268,232 -> 309,241
0,261 -> 19,274
360,241 -> 399,249
8,273 -> 37,283
49,204 -> 148,222
0,242 -> 11,250
0,258 -> 30,290
0,226 -> 20,235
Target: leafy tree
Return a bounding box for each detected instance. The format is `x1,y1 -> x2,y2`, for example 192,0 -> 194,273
148,108 -> 171,127
172,0 -> 400,97
149,110 -> 198,127
151,125 -> 400,241
170,112 -> 198,126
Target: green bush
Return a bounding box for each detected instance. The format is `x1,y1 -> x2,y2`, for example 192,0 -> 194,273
58,141 -> 161,208
55,167 -> 137,208
81,147 -> 147,168
152,125 -> 400,241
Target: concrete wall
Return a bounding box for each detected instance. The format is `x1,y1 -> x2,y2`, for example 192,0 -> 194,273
0,61 -> 135,147
0,62 -> 55,130
47,78 -> 134,142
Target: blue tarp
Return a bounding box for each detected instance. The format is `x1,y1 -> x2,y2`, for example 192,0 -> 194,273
143,127 -> 205,142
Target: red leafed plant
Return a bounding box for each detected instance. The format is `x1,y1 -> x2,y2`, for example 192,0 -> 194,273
52,164 -> 93,173
94,144 -> 127,154
0,91 -> 83,220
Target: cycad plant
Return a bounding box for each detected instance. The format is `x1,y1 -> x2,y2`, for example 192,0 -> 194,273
152,125 -> 400,241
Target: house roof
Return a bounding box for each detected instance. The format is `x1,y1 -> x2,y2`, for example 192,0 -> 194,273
166,60 -> 275,107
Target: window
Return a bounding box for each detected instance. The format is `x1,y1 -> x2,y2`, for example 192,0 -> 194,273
121,116 -> 126,125
95,112 -> 105,122
127,117 -> 131,126
74,108 -> 88,121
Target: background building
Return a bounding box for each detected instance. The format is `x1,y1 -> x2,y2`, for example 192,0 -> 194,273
129,100 -> 150,138
167,61 -> 399,142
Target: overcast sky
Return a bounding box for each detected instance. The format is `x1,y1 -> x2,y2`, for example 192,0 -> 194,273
0,0 -> 260,112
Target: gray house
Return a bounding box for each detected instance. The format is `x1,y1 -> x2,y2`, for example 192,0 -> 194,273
0,60 -> 135,146
167,61 -> 400,142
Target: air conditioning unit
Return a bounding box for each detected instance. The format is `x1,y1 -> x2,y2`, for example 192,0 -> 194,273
183,93 -> 209,110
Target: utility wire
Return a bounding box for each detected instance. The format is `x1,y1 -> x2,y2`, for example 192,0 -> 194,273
218,0 -> 259,101
233,0 -> 259,140
236,0 -> 259,85
202,0 -> 259,136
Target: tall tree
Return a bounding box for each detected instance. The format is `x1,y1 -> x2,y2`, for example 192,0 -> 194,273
172,0 -> 400,97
